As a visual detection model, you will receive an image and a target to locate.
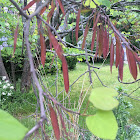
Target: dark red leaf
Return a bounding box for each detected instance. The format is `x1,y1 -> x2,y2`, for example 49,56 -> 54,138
57,0 -> 65,15
110,38 -> 114,73
23,0 -> 35,10
48,30 -> 63,60
47,0 -> 55,23
91,25 -> 97,51
95,28 -> 99,59
133,51 -> 140,62
107,30 -> 110,54
76,9 -> 81,42
40,6 -> 47,15
103,27 -> 109,59
49,105 -> 60,140
56,107 -> 69,139
119,47 -> 124,81
62,55 -> 69,93
82,23 -> 89,50
50,42 -> 52,50
48,29 -> 69,93
138,64 -> 140,72
13,22 -> 19,56
92,13 -> 100,31
107,21 -> 110,54
115,33 -> 121,68
40,33 -> 46,67
134,52 -> 140,72
98,25 -> 104,57
126,48 -> 137,80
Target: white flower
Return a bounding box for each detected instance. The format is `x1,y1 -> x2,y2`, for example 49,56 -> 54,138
8,93 -> 11,96
2,92 -> 6,95
0,81 -> 1,85
10,86 -> 14,89
7,83 -> 10,86
3,85 -> 7,89
5,80 -> 9,83
2,76 -> 6,80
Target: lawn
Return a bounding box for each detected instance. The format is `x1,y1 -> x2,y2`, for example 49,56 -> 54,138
41,62 -> 140,127
4,62 -> 140,137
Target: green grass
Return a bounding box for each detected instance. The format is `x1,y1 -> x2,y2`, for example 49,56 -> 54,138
42,62 -> 140,127
3,62 -> 140,132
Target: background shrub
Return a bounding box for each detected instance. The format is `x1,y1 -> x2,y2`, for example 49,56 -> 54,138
66,56 -> 77,70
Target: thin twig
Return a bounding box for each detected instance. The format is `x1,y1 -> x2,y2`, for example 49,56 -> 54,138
44,93 -> 80,115
118,76 -> 140,84
24,118 -> 45,139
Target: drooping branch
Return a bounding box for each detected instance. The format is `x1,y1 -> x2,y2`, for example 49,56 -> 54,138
118,76 -> 140,84
24,19 -> 46,118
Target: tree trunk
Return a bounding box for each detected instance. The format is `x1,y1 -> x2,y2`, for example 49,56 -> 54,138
0,50 -> 9,80
11,59 -> 16,90
20,51 -> 31,93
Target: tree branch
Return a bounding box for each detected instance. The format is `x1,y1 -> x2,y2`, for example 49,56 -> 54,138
24,19 -> 46,118
29,0 -> 50,19
9,0 -> 29,19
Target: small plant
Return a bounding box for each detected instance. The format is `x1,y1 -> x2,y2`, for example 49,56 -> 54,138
0,76 -> 14,105
114,87 -> 138,140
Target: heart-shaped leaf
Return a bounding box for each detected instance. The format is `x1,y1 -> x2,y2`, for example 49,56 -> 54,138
86,110 -> 118,140
0,109 -> 28,140
89,87 -> 119,111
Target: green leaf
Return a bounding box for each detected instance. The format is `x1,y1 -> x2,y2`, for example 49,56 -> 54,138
86,110 -> 118,140
83,0 -> 100,8
0,109 -> 28,140
89,87 -> 119,111
98,0 -> 111,8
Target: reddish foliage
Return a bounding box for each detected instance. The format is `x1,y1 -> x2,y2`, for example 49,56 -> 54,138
103,28 -> 109,58
76,9 -> 81,42
48,30 -> 63,59
92,13 -> 100,31
95,28 -> 99,59
40,33 -> 46,67
48,29 -> 69,93
50,42 -> 52,50
23,0 -> 35,10
110,38 -> 114,73
57,108 -> 69,139
126,48 -> 137,80
40,6 -> 47,15
47,0 -> 55,23
57,0 -> 65,15
82,23 -> 89,50
91,26 -> 97,51
98,25 -> 104,57
62,56 -> 69,93
115,33 -> 121,68
119,47 -> 124,81
49,105 -> 60,140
